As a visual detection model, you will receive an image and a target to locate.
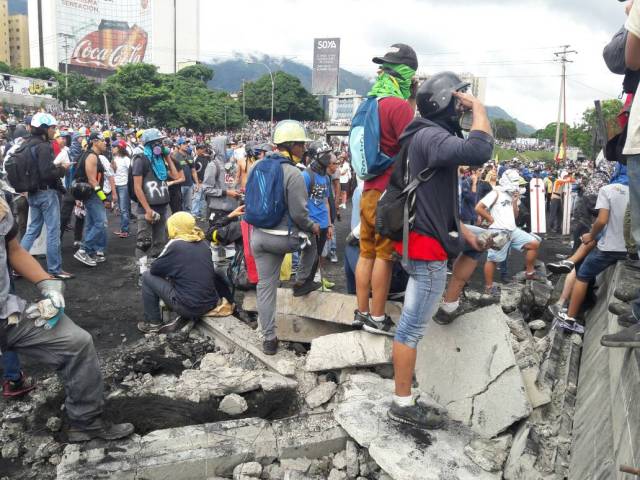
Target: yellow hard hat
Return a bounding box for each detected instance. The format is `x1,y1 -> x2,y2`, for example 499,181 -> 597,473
136,129 -> 144,138
103,130 -> 111,139
272,120 -> 312,145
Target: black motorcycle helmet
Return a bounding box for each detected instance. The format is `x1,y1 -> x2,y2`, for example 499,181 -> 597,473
416,72 -> 470,119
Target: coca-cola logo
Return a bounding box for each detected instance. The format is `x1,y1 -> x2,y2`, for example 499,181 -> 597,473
70,25 -> 148,70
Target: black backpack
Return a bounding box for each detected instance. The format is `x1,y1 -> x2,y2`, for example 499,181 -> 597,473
375,142 -> 436,267
5,143 -> 40,193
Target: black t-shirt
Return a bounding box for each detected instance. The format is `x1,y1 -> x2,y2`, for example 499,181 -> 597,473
131,155 -> 168,212
194,154 -> 210,182
173,151 -> 194,187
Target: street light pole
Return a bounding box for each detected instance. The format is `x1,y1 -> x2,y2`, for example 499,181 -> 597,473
246,61 -> 275,134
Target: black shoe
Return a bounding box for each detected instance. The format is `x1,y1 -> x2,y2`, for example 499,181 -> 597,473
157,316 -> 189,334
614,284 -> 639,303
388,399 -> 445,430
52,270 -> 75,280
362,314 -> 396,337
353,310 -> 370,328
609,302 -> 632,317
292,279 -> 321,297
547,260 -> 575,274
67,418 -> 134,442
137,321 -> 163,334
433,305 -> 465,326
618,312 -> 638,328
263,337 -> 278,355
601,324 -> 640,348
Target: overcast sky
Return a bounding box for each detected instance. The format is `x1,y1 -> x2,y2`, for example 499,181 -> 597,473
200,0 -> 628,129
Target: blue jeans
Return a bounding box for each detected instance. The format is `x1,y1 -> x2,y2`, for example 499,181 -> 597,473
116,185 -> 130,233
575,248 -> 627,282
2,351 -> 21,381
191,187 -> 204,217
83,195 -> 107,256
395,259 -> 447,349
629,154 -> 640,257
20,189 -> 62,274
181,185 -> 194,213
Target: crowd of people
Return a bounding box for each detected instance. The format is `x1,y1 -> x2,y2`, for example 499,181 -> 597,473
0,8 -> 639,441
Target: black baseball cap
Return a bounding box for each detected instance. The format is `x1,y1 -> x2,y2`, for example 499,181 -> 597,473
372,43 -> 418,71
88,132 -> 104,142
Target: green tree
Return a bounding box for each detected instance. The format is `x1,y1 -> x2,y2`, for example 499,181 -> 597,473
177,64 -> 214,84
492,119 -> 517,140
243,71 -> 322,121
0,62 -> 12,74
18,67 -> 60,80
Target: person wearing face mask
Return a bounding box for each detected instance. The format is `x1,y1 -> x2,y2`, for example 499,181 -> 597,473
476,168 -> 543,295
131,129 -> 181,266
202,135 -> 241,224
387,72 -> 494,430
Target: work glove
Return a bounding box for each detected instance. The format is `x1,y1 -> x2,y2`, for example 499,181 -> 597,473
37,279 -> 65,309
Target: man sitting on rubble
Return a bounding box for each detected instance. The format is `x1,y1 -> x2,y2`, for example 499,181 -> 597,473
137,211 -> 221,334
0,196 -> 134,442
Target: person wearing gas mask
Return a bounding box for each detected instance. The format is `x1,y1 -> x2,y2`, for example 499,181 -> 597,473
202,135 -> 241,223
294,142 -> 334,296
0,195 -> 134,441
388,72 -> 494,430
131,129 -> 181,268
476,168 -> 543,296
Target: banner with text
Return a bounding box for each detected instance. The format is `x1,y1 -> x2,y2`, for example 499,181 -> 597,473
312,38 -> 340,96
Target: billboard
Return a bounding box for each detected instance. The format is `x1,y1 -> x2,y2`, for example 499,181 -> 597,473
0,74 -> 57,97
56,0 -> 152,78
312,38 -> 340,96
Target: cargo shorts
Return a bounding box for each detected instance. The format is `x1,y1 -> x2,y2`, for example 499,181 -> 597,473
359,189 -> 395,261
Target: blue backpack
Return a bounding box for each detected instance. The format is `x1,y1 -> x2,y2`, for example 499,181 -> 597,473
349,96 -> 394,180
244,154 -> 291,228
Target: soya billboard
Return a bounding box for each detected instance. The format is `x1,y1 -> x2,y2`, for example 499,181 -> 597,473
57,0 -> 152,78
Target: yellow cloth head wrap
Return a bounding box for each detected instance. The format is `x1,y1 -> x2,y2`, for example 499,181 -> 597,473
166,212 -> 205,242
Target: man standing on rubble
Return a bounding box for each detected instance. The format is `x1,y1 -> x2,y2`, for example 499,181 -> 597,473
389,73 -> 494,429
0,195 -> 134,441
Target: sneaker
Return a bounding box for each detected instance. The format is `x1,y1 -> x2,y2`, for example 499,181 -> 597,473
329,251 -> 338,263
339,203 -> 347,210
525,270 -> 547,281
263,337 -> 278,355
321,278 -> 335,291
547,260 -> 575,274
609,302 -> 632,317
74,250 -> 97,267
600,323 -> 640,348
157,316 -> 189,334
73,241 -> 82,248
293,279 -> 322,297
484,284 -> 501,300
433,305 -> 464,326
387,398 -> 445,430
137,321 -> 163,334
363,314 -> 396,337
353,310 -> 369,328
2,373 -> 36,399
547,303 -> 567,317
614,284 -> 639,303
617,312 -> 638,328
94,252 -> 106,263
52,270 -> 75,280
552,312 -> 585,334
67,418 -> 134,442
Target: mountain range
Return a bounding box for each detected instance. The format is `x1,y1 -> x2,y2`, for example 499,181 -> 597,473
207,55 -> 536,135
8,0 -> 27,15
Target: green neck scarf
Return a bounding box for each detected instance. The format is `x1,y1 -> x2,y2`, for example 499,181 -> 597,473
368,63 -> 416,100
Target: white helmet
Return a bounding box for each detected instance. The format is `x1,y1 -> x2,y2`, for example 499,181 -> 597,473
31,112 -> 57,128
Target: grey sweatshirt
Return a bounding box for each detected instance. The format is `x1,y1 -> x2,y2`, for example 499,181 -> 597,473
276,161 -> 315,234
202,135 -> 238,212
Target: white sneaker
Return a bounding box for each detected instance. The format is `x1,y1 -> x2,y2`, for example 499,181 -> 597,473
339,203 -> 347,210
74,250 -> 97,267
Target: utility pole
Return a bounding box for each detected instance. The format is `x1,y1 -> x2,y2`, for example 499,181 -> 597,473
58,33 -> 74,110
553,45 -> 577,163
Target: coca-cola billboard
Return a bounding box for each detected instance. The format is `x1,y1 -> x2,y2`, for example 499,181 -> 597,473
70,20 -> 148,71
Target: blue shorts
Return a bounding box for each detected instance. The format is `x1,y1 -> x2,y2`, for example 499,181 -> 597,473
576,248 -> 627,282
487,228 -> 540,263
461,224 -> 487,261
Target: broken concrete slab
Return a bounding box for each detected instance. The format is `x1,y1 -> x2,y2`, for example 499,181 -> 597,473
305,382 -> 338,409
305,331 -> 393,372
416,305 -> 532,438
333,373 -> 500,480
198,316 -> 298,377
57,413 -> 346,480
464,434 -> 512,472
275,314 -> 353,343
520,368 -> 551,409
500,283 -> 525,314
176,366 -> 263,402
242,289 -> 403,325
219,394 -> 249,416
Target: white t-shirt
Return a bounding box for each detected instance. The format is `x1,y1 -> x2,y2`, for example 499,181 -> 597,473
624,2 -> 640,154
99,155 -> 115,194
53,146 -> 71,167
480,189 -> 517,231
339,163 -> 351,184
595,183 -> 629,252
113,156 -> 131,186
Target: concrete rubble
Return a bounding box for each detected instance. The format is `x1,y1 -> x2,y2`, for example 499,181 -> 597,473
2,264 -> 593,480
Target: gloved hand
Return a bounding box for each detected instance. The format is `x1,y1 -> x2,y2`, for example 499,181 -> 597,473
37,279 -> 65,309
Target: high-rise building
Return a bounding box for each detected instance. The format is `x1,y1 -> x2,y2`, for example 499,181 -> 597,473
8,13 -> 29,68
27,0 -> 200,79
0,0 -> 10,65
327,89 -> 364,125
